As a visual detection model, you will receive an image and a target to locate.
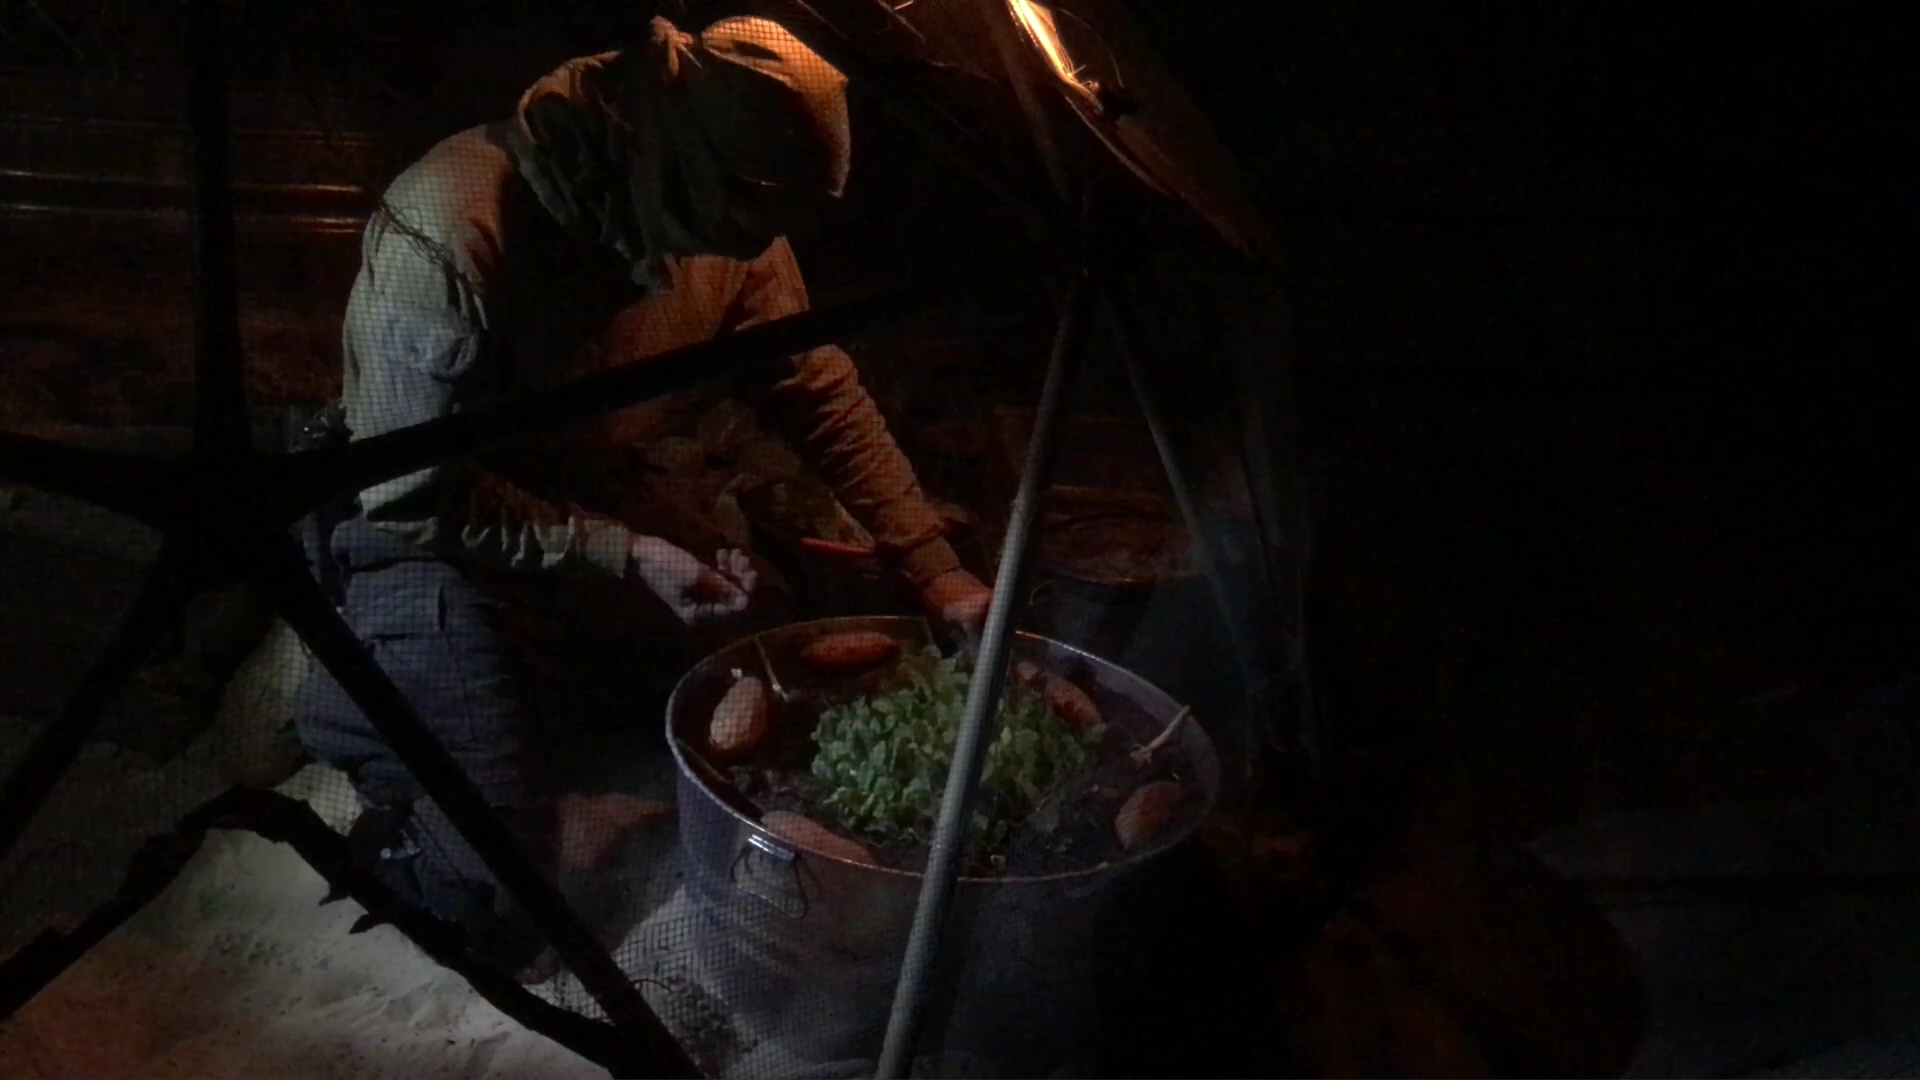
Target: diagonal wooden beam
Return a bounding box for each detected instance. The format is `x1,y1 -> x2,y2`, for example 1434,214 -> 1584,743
0,431 -> 177,527
264,274 -> 969,527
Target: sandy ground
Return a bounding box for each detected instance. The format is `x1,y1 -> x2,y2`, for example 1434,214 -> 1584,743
0,746 -> 607,1079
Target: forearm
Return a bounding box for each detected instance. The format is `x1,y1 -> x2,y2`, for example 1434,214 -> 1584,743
757,344 -> 961,585
723,238 -> 960,586
360,462 -> 638,578
447,465 -> 641,576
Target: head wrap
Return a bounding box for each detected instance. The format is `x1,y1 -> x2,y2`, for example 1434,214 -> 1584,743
505,16 -> 851,289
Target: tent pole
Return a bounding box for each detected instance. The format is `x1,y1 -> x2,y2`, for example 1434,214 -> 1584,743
183,0 -> 250,457
1097,283 -> 1282,791
972,0 -> 1077,206
875,269 -> 1091,1078
875,5 -> 1088,1074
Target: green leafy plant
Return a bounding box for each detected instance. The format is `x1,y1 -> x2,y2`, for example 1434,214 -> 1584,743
810,648 -> 1105,851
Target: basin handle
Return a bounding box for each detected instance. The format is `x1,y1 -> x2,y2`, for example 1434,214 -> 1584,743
730,831 -> 812,919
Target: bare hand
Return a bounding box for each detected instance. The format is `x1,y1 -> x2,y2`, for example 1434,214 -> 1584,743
631,538 -> 759,625
919,569 -> 992,637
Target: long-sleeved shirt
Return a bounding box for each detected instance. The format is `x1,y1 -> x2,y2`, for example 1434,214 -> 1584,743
339,122 -> 960,586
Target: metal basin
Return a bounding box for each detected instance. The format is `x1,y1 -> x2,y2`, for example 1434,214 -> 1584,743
666,616 -> 1221,1075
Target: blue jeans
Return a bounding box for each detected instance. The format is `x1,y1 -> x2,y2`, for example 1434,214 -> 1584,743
296,519 -> 554,970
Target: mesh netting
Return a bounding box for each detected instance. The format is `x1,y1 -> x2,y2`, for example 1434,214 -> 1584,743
13,4 -> 1915,1079
0,0 -> 1297,1076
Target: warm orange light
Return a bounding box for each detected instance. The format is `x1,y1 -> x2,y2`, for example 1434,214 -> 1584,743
1006,0 -> 1088,92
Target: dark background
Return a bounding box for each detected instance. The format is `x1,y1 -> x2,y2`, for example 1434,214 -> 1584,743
2,1 -> 1911,852
1138,4 -> 1912,851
